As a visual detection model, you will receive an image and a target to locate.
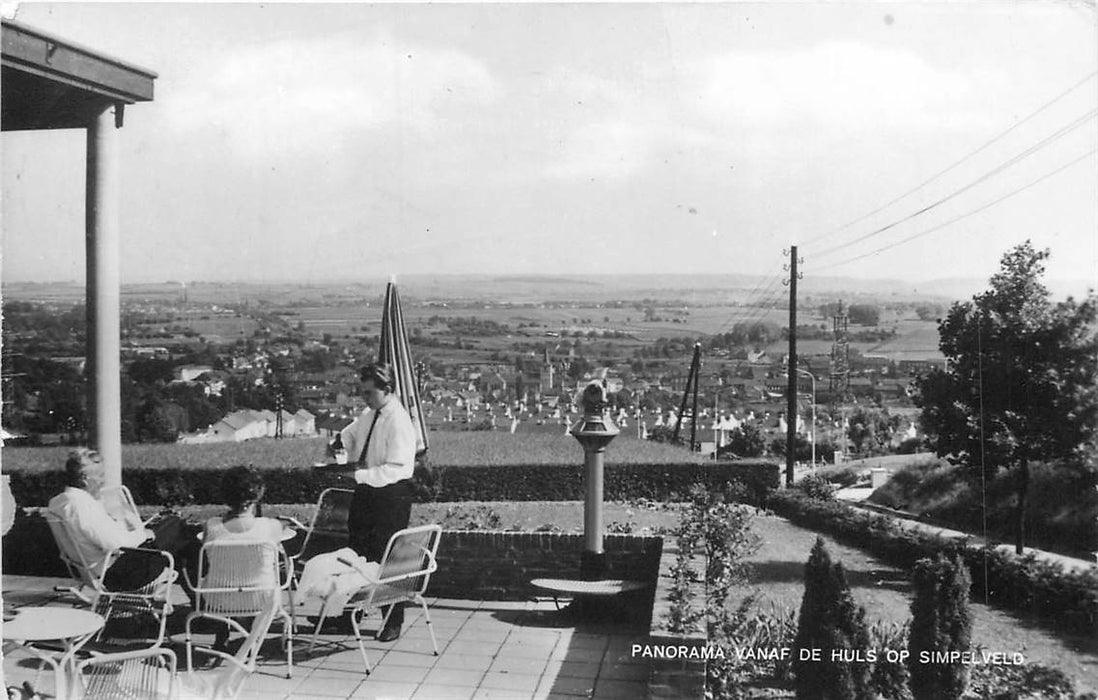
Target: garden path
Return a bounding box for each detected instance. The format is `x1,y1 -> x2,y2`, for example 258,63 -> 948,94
740,514 -> 1098,694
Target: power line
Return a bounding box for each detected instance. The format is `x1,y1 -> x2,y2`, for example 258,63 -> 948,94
715,271 -> 785,335
735,277 -> 788,329
735,276 -> 786,328
813,147 -> 1098,272
813,108 -> 1097,260
803,70 -> 1098,246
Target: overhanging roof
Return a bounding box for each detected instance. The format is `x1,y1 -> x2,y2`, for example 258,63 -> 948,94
2,19 -> 156,131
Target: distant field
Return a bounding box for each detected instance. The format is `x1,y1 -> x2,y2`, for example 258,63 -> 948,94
1,431 -> 704,473
865,319 -> 943,360
284,302 -> 796,344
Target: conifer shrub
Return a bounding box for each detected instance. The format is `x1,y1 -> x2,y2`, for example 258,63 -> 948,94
907,553 -> 973,700
793,537 -> 873,700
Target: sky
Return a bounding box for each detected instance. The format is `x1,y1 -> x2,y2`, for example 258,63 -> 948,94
2,1 -> 1096,288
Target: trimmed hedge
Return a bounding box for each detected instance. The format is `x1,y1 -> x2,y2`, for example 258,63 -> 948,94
7,460 -> 780,508
766,491 -> 1098,636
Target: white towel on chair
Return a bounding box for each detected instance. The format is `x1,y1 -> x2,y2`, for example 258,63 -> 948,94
298,547 -> 380,617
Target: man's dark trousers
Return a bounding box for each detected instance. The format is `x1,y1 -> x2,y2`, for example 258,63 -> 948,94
349,479 -> 413,630
102,515 -> 201,594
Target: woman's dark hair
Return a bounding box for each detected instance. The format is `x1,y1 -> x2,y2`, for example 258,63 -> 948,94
221,465 -> 265,517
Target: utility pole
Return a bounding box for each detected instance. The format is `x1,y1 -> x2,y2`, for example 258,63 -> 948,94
784,245 -> 802,487
690,343 -> 701,450
673,343 -> 702,449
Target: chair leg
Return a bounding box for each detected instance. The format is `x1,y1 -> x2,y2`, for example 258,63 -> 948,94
418,597 -> 439,656
185,627 -> 195,673
351,607 -> 372,676
280,609 -> 294,679
153,603 -> 169,648
308,608 -> 328,655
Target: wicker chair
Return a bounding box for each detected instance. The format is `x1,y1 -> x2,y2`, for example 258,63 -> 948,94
44,511 -> 176,646
73,596 -> 279,700
184,539 -> 294,679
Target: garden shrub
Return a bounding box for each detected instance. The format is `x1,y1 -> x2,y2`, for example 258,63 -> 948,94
793,537 -> 873,700
908,554 -> 973,700
968,663 -> 1095,700
796,473 -> 836,501
664,484 -> 765,698
766,491 -> 1098,636
868,620 -> 911,700
7,461 -> 780,507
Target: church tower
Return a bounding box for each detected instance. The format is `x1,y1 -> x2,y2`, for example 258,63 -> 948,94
540,347 -> 555,392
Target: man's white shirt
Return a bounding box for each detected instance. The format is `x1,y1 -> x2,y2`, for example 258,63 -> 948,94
340,394 -> 417,487
48,487 -> 147,576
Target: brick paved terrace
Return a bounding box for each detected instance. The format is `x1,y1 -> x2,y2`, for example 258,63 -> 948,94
2,573 -> 700,700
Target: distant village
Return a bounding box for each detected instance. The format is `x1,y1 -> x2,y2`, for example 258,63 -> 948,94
2,293 -> 945,460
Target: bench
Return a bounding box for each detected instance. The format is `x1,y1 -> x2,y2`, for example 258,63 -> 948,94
530,578 -> 648,610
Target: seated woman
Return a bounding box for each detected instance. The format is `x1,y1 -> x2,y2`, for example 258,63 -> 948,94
204,465 -> 284,547
198,465 -> 286,659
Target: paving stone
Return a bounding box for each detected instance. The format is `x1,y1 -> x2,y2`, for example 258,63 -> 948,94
542,659 -> 601,680
378,650 -> 442,668
361,663 -> 429,685
391,634 -> 447,656
538,674 -> 597,697
432,653 -> 497,672
591,679 -> 648,699
412,684 -> 476,700
351,681 -> 420,699
422,666 -> 486,687
597,662 -> 650,682
487,655 -> 547,675
471,688 -> 533,700
295,671 -> 365,697
479,670 -> 542,692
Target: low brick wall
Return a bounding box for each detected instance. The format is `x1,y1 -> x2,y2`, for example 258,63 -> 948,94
646,535 -> 708,699
428,530 -> 663,607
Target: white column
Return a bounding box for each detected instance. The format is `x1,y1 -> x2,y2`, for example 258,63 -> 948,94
86,103 -> 123,487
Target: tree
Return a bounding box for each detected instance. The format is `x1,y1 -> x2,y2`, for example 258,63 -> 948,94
647,425 -> 682,445
793,537 -> 872,700
845,407 -> 895,455
914,303 -> 944,322
847,304 -> 880,326
723,424 -> 765,458
915,242 -> 1097,553
907,554 -> 972,700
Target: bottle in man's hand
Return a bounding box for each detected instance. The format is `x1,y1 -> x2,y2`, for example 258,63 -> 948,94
331,433 -> 348,465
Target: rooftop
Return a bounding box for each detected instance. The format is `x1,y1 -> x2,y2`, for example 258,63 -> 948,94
1,19 -> 156,131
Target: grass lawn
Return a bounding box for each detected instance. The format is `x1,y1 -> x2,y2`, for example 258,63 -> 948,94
1,431 -> 704,473
742,513 -> 1098,694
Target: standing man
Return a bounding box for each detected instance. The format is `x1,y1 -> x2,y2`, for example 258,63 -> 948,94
334,362 -> 416,642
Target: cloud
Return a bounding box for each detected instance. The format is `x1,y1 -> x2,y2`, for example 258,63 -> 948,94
533,69 -> 689,181
533,41 -> 992,183
160,31 -> 500,157
544,120 -> 657,181
697,42 -> 993,133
